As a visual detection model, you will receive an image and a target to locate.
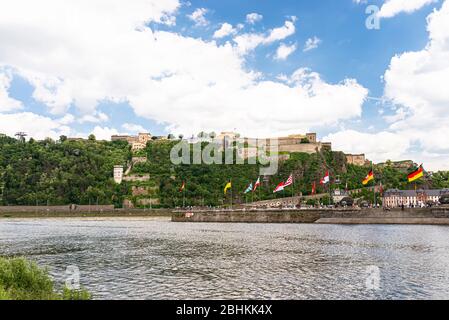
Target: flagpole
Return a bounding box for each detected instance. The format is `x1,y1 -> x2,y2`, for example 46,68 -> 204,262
292,174 -> 294,199
251,188 -> 254,204
183,184 -> 186,209
372,161 -> 376,208
230,179 -> 233,210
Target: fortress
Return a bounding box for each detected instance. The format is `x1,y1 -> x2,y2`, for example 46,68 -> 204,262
216,132 -> 332,157
110,131 -> 368,166
346,154 -> 368,166
111,132 -> 152,151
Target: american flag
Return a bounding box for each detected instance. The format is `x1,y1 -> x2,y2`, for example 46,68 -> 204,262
284,174 -> 293,187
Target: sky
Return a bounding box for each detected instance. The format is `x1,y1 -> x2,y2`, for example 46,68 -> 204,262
0,0 -> 448,170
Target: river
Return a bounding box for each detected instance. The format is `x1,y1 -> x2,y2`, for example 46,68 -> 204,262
1,217 -> 449,300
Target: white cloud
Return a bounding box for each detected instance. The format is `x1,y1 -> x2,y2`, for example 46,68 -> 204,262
0,71 -> 22,112
274,43 -> 297,60
78,111 -> 109,124
122,123 -> 148,133
213,23 -> 237,39
130,67 -> 368,137
0,0 -> 368,141
378,0 -> 437,18
90,126 -> 121,140
246,13 -> 263,24
303,36 -> 322,52
324,130 -> 411,162
187,8 -> 209,26
0,112 -> 71,140
326,1 -> 449,171
234,19 -> 296,54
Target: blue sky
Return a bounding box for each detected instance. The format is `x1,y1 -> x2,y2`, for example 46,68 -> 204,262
0,0 -> 448,169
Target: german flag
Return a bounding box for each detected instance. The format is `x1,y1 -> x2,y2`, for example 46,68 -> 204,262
362,170 -> 374,185
408,165 -> 424,183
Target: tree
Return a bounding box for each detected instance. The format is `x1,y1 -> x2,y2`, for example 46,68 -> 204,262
178,134 -> 184,140
59,135 -> 68,143
167,134 -> 175,140
209,132 -> 216,139
88,134 -> 96,141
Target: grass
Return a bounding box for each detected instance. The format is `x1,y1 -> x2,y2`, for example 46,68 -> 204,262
0,257 -> 91,300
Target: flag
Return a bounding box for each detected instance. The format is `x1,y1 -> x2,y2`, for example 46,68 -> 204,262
284,174 -> 293,187
320,171 -> 330,185
312,181 -> 316,195
244,183 -> 253,194
179,181 -> 185,192
379,182 -> 383,195
362,170 -> 374,185
253,177 -> 261,192
224,181 -> 232,195
273,182 -> 285,193
408,165 -> 424,183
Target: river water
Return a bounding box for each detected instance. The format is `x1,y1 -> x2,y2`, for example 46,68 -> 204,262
1,217 -> 449,300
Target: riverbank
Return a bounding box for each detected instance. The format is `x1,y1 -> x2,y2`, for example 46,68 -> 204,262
0,257 -> 91,300
172,207 -> 449,225
0,208 -> 172,219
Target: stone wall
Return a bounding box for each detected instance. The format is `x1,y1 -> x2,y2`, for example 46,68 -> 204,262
0,205 -> 115,213
346,154 -> 367,166
278,143 -> 320,154
172,207 -> 449,224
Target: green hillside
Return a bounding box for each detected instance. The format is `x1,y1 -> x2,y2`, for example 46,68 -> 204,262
1,135 -> 447,208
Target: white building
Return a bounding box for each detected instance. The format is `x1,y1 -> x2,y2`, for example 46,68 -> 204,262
113,165 -> 124,184
383,189 -> 448,208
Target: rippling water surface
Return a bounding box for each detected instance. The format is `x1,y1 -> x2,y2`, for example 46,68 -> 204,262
1,217 -> 449,300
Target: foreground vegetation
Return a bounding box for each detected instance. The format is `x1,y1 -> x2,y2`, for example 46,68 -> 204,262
1,134 -> 448,208
0,257 -> 91,300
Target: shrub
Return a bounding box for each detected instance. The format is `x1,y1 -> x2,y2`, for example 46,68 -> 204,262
0,257 -> 91,300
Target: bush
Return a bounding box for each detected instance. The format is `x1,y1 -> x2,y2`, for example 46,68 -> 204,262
0,257 -> 91,300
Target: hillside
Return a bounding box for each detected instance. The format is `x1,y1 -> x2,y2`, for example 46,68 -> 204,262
1,136 -> 448,208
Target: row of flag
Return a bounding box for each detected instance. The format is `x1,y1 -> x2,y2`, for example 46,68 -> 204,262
178,165 -> 425,196
362,164 -> 424,185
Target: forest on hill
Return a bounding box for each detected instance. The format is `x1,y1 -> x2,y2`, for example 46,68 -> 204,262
1,135 -> 448,207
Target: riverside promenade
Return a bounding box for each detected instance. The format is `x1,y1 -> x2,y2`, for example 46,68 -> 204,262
172,207 -> 449,225
0,205 -> 171,218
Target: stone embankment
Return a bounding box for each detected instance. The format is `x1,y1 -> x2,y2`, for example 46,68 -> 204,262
172,207 -> 449,225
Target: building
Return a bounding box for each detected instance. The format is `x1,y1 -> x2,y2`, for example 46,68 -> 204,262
213,132 -> 331,155
216,132 -> 239,148
346,154 -> 368,166
377,160 -> 415,170
237,147 -> 259,160
113,165 -> 124,184
111,133 -> 152,151
131,142 -> 146,151
272,133 -> 331,154
383,189 -> 449,208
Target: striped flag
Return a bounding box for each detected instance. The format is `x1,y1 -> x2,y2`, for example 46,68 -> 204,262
408,165 -> 424,183
362,170 -> 374,185
179,181 -> 185,192
253,177 -> 261,192
244,183 -> 253,194
284,174 -> 293,187
320,171 -> 330,185
273,182 -> 285,193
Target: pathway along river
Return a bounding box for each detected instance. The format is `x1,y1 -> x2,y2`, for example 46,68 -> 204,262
1,217 -> 449,299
